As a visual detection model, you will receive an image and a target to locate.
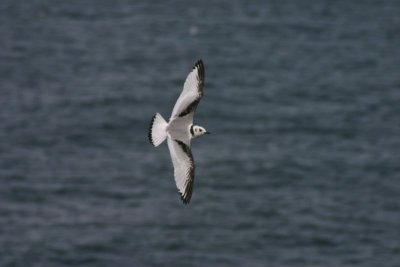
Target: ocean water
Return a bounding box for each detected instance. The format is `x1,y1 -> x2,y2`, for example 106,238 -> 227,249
1,1 -> 399,266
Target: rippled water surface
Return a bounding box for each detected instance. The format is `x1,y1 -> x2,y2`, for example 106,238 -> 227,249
1,1 -> 400,266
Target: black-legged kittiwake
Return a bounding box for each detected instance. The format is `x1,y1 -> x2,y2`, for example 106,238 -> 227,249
148,60 -> 209,204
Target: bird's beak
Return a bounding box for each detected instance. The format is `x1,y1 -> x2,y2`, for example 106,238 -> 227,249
205,131 -> 211,134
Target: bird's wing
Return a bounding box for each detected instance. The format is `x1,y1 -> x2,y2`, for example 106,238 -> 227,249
170,60 -> 205,121
167,138 -> 195,204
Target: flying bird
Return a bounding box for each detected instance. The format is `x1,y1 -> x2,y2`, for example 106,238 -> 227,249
148,60 -> 209,204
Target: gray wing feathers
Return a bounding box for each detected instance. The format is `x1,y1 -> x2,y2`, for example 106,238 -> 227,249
167,138 -> 195,204
170,60 -> 205,120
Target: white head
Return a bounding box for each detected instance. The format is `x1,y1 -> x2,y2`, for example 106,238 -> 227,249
191,125 -> 210,138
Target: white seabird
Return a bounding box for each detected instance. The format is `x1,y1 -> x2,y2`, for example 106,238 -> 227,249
148,60 -> 209,204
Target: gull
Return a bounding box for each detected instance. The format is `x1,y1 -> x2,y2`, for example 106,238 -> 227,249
148,60 -> 209,204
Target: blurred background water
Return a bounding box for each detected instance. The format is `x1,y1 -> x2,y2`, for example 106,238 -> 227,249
1,1 -> 400,266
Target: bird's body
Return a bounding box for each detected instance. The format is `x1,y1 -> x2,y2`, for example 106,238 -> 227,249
148,60 -> 209,204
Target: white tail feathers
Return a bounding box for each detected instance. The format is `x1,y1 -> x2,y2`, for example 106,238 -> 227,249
148,113 -> 168,147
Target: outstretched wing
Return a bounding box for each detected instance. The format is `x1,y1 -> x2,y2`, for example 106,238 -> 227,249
167,138 -> 195,204
170,60 -> 205,121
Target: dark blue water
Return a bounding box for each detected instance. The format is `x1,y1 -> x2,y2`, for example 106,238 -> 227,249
1,1 -> 400,266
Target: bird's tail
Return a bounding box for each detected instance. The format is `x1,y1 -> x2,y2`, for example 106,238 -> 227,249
148,113 -> 168,147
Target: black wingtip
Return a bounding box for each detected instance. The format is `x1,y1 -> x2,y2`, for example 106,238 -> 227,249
193,59 -> 205,84
194,59 -> 203,68
194,59 -> 204,70
179,180 -> 194,205
180,192 -> 191,204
